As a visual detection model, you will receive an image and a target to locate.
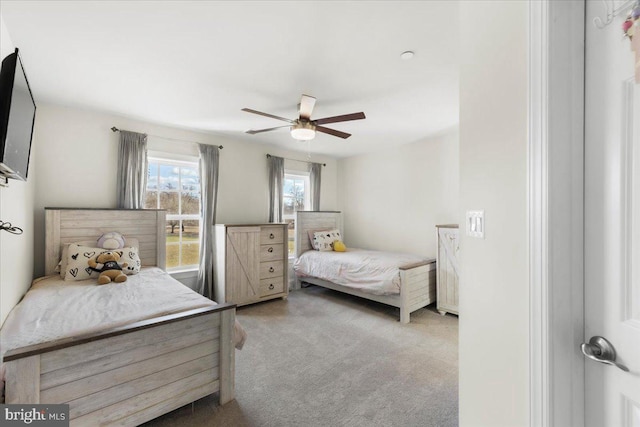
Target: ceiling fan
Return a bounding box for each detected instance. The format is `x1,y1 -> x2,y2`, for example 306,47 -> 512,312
242,94 -> 366,141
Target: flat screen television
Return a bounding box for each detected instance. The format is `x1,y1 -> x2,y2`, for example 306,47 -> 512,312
0,48 -> 36,181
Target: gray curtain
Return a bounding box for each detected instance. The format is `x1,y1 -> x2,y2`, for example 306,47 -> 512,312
309,162 -> 322,211
116,130 -> 148,209
196,144 -> 219,299
268,155 -> 284,222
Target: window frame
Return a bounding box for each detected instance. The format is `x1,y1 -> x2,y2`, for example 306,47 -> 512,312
283,171 -> 311,220
283,171 -> 311,257
146,155 -> 201,272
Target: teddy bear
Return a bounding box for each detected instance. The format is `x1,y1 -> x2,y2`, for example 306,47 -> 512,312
88,250 -> 128,285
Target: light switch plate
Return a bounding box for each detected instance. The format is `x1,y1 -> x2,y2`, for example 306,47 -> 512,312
466,210 -> 485,238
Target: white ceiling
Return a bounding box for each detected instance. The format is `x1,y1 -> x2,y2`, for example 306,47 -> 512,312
1,1 -> 459,158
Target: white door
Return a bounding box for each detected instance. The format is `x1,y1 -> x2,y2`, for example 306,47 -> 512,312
584,2 -> 640,426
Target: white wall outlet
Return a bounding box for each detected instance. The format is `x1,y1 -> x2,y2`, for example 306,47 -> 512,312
466,210 -> 485,238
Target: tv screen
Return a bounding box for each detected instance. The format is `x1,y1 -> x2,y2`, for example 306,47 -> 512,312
0,48 -> 36,181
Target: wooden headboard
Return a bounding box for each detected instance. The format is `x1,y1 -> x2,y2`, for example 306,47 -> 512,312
295,211 -> 343,257
45,208 -> 166,275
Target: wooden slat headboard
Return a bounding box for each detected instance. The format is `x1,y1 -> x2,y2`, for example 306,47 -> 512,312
45,208 -> 166,275
295,211 -> 343,258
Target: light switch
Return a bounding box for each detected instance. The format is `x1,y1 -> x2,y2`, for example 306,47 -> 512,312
466,210 -> 484,238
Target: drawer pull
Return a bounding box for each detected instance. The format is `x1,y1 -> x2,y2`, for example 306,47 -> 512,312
269,233 -> 275,239
269,267 -> 275,273
269,284 -> 275,290
268,247 -> 274,253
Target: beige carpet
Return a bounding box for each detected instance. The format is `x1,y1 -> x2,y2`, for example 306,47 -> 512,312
143,286 -> 459,426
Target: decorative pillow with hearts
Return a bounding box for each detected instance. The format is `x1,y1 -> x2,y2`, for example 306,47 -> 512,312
58,237 -> 140,279
63,244 -> 141,281
312,229 -> 342,252
118,247 -> 142,275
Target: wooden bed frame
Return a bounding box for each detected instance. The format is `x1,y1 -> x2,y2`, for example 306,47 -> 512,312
294,211 -> 436,324
3,208 -> 237,426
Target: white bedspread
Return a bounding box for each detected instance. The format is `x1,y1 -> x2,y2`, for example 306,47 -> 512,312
293,248 -> 430,295
0,267 -> 246,364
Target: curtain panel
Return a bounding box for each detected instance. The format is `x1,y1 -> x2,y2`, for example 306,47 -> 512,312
268,155 -> 285,222
196,144 -> 220,299
309,162 -> 322,211
116,130 -> 148,209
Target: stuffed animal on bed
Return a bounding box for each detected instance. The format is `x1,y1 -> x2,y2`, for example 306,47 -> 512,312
97,231 -> 126,249
332,240 -> 347,252
88,251 -> 128,285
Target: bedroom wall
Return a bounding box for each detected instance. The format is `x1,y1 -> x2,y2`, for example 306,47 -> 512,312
30,103 -> 338,278
458,1 -> 529,426
337,128 -> 459,258
0,15 -> 38,326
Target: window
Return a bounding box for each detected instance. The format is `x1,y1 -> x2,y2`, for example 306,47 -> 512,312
145,157 -> 201,271
283,172 -> 310,256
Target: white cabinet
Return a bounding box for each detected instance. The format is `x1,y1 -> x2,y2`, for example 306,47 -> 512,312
436,225 -> 459,315
214,224 -> 288,306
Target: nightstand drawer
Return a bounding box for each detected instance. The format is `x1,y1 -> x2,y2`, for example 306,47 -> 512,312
260,261 -> 283,279
260,227 -> 284,244
260,243 -> 283,261
260,277 -> 284,297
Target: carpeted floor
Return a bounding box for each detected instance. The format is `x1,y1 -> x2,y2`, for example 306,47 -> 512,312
143,286 -> 459,427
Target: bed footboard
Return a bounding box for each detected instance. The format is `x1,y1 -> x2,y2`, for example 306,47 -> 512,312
399,262 -> 437,323
4,304 -> 236,426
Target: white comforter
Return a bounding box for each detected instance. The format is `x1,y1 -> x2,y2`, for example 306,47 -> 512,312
0,267 -> 246,363
293,248 -> 430,295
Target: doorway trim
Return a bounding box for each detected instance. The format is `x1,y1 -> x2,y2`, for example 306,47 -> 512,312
529,1 -> 585,426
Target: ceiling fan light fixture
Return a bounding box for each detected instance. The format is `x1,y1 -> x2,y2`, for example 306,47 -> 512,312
290,122 -> 316,141
400,50 -> 415,60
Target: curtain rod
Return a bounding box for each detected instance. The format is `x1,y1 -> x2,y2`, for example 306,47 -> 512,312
111,127 -> 223,149
266,154 -> 326,167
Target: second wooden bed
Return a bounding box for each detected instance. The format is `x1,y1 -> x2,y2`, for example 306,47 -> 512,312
294,211 -> 436,324
2,208 -> 237,426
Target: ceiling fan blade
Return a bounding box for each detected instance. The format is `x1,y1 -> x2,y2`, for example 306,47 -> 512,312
241,108 -> 294,123
314,112 -> 366,125
316,126 -> 351,139
246,125 -> 291,135
298,94 -> 316,120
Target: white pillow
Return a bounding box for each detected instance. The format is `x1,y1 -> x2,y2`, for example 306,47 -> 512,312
307,229 -> 328,250
59,237 -> 140,279
312,229 -> 342,251
119,247 -> 142,275
63,245 -> 141,281
59,240 -> 96,278
63,244 -> 103,281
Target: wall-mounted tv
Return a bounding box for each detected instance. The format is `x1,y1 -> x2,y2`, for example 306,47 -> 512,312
0,48 -> 36,181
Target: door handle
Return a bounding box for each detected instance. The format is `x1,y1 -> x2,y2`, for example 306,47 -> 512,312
580,336 -> 629,372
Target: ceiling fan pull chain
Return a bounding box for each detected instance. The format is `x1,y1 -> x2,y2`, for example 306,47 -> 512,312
307,140 -> 311,159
